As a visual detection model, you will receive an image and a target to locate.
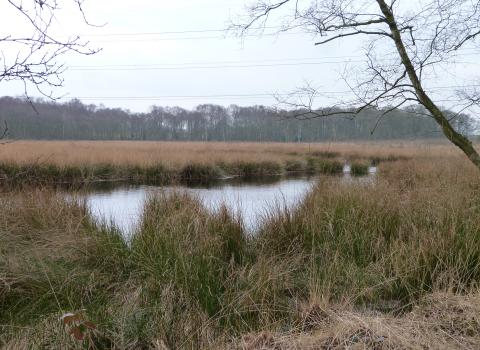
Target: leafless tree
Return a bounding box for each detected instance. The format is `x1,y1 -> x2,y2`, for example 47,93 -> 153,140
0,0 -> 100,141
234,0 -> 480,169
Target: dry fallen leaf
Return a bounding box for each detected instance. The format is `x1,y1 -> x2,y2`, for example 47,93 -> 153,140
61,312 -> 83,325
69,326 -> 85,341
84,321 -> 96,330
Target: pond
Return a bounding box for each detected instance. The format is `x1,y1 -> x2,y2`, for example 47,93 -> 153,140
83,166 -> 376,238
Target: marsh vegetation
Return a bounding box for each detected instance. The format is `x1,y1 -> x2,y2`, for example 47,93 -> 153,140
0,140 -> 416,184
1,142 -> 480,349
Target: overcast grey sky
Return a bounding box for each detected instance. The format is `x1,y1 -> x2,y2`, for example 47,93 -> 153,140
0,0 -> 478,113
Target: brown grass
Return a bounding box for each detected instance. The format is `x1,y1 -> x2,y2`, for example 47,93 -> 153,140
2,141 -> 480,349
235,292 -> 480,349
0,140 -> 461,167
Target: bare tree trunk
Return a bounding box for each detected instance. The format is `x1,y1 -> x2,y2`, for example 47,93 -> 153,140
376,0 -> 480,169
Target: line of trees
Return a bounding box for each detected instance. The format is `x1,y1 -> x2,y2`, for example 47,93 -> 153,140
0,96 -> 476,142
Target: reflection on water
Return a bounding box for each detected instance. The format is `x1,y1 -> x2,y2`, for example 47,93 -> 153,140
83,168 -> 376,238
84,177 -> 315,237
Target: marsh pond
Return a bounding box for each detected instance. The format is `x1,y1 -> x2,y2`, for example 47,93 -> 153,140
82,166 -> 376,237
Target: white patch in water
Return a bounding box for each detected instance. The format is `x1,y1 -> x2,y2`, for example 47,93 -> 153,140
84,178 -> 316,238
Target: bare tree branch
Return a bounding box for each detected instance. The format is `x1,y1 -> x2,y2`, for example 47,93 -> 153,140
235,0 -> 480,170
1,0 -> 101,100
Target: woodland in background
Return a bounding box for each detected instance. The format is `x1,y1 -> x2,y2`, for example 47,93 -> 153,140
0,96 -> 477,142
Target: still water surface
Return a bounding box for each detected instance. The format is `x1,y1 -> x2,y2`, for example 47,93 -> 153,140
84,168 -> 376,237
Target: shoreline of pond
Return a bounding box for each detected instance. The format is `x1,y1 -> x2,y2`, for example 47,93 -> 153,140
0,156 -> 378,189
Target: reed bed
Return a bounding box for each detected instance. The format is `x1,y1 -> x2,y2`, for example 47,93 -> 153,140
1,144 -> 480,349
0,142 -> 356,184
0,141 -> 451,166
0,140 -> 460,184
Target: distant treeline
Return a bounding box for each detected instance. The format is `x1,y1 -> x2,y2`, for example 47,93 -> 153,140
0,96 -> 476,141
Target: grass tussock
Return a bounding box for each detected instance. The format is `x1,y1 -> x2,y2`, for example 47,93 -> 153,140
350,162 -> 369,176
179,163 -> 223,182
2,147 -> 480,348
0,191 -> 129,339
132,191 -> 246,316
306,157 -> 344,174
228,161 -> 283,178
258,171 -> 480,305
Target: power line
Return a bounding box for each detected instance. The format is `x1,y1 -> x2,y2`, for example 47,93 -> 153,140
67,55 -> 480,72
90,33 -> 480,44
68,55 -> 367,68
77,25 -> 480,47
89,31 -> 308,43
79,26 -> 284,37
83,29 -> 228,37
68,60 -> 367,71
75,26 -> 480,50
62,93 -> 320,100
60,85 -> 480,101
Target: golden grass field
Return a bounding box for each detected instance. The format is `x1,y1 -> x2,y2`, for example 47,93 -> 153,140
0,140 -> 461,166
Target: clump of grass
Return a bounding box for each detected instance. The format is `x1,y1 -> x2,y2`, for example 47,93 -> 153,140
219,254 -> 304,332
61,164 -> 85,180
0,190 -> 130,329
257,169 -> 480,304
317,159 -> 344,174
179,163 -> 223,182
285,159 -> 306,172
131,191 -> 246,316
141,163 -> 173,182
230,161 -> 283,178
307,158 -> 344,174
350,162 -> 369,176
